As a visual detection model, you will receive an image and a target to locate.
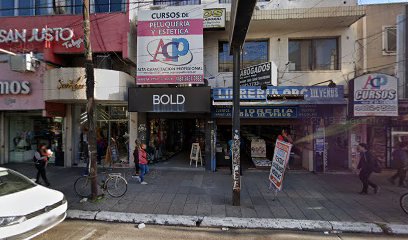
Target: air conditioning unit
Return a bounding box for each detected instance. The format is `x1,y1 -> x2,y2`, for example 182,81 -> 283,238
9,54 -> 36,72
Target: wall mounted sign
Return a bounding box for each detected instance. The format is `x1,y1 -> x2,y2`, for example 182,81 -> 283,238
136,6 -> 204,85
212,86 -> 345,104
0,80 -> 30,95
0,27 -> 74,43
57,76 -> 85,91
128,87 -> 210,112
203,8 -> 226,29
240,62 -> 277,87
352,73 -> 398,117
212,106 -> 298,118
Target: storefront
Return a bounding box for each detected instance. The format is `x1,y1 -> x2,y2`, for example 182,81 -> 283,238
0,61 -> 62,165
128,87 -> 211,169
44,67 -> 134,167
212,85 -> 347,172
348,73 -> 399,169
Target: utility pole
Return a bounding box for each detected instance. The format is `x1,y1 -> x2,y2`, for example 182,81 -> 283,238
232,45 -> 241,206
83,0 -> 98,199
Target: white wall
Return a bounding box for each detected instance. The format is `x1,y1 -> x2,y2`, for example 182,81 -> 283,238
204,23 -> 359,92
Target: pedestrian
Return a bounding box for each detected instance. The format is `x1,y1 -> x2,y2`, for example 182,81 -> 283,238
33,144 -> 51,187
132,139 -> 140,179
138,143 -> 149,185
357,143 -> 379,195
389,142 -> 408,187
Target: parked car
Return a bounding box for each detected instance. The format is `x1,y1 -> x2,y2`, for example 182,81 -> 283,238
0,167 -> 67,239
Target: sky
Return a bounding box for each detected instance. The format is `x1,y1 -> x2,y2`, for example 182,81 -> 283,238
359,0 -> 408,4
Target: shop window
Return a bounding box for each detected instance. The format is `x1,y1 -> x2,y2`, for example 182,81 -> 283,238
289,38 -> 339,71
153,0 -> 201,6
383,26 -> 397,55
218,40 -> 269,72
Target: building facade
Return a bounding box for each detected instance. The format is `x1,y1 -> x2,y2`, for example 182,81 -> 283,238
0,1 -> 137,167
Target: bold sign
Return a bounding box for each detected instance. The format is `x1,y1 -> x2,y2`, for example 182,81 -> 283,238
212,86 -> 345,104
240,62 -> 277,86
203,8 -> 226,29
0,80 -> 31,95
136,6 -> 204,85
269,140 -> 293,191
128,87 -> 210,112
212,106 -> 298,118
353,73 -> 398,116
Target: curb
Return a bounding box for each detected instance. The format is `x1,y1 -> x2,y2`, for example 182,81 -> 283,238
66,210 -> 407,235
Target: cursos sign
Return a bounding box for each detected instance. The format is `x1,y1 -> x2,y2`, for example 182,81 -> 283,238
353,73 -> 398,116
137,6 -> 204,85
0,81 -> 31,95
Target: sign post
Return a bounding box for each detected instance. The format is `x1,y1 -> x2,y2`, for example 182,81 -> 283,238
269,140 -> 293,199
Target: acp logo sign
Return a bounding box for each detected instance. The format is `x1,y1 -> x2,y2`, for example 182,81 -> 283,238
362,74 -> 389,90
147,38 -> 193,66
355,74 -> 397,101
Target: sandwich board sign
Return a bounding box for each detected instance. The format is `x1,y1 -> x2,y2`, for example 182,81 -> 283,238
269,140 -> 293,191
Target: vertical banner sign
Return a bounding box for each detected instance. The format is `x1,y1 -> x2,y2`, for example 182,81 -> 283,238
137,6 -> 204,85
269,140 -> 293,191
353,73 -> 398,116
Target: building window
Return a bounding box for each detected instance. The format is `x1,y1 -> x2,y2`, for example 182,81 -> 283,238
0,0 -> 15,16
35,0 -> 50,15
219,0 -> 269,3
153,0 -> 201,6
218,40 -> 269,72
383,26 -> 397,54
289,38 -> 339,71
94,0 -> 125,13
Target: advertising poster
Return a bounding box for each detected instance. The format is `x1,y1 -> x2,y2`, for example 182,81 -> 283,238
269,140 -> 293,190
203,8 -> 226,29
137,6 -> 204,85
353,73 -> 398,116
240,62 -> 277,86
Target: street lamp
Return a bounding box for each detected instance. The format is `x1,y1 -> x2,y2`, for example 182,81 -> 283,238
311,80 -> 337,88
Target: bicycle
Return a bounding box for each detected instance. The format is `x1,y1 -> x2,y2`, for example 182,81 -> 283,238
74,167 -> 128,198
401,193 -> 408,214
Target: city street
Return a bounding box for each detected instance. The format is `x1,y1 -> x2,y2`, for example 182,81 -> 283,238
35,220 -> 408,240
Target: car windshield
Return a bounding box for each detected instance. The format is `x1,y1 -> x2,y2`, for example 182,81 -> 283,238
0,170 -> 36,197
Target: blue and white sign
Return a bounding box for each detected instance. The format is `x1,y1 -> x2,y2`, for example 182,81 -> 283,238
353,73 -> 398,116
212,106 -> 298,118
212,86 -> 344,104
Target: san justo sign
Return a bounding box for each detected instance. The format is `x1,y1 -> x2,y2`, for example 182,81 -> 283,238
136,6 -> 204,85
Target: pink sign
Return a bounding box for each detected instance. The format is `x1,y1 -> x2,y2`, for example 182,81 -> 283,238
136,6 -> 204,85
0,63 -> 45,110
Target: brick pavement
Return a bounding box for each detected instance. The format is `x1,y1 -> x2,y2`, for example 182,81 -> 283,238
5,163 -> 408,224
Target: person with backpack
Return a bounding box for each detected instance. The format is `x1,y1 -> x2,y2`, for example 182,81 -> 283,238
357,143 -> 380,195
138,143 -> 149,185
33,144 -> 51,187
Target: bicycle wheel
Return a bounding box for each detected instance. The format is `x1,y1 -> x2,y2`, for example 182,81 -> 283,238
105,176 -> 127,198
400,193 -> 408,215
74,176 -> 92,198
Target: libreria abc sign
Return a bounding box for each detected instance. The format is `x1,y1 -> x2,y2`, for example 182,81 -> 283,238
353,73 -> 398,117
137,6 -> 204,85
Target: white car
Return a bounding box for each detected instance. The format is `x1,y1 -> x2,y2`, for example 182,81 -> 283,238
0,167 -> 67,240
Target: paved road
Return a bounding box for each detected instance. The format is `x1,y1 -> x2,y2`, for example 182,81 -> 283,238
35,220 -> 408,240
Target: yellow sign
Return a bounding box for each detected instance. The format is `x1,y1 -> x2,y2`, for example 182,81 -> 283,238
57,76 -> 85,91
204,8 -> 226,29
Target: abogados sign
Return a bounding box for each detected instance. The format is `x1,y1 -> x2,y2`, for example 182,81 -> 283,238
128,87 -> 210,113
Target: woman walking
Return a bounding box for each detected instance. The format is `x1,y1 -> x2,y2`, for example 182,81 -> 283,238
34,144 -> 51,187
357,143 -> 379,195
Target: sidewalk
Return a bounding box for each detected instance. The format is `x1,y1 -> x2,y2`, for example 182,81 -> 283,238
5,163 -> 408,230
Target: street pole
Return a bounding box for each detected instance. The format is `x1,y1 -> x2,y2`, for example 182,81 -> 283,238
232,45 -> 241,206
83,0 -> 98,199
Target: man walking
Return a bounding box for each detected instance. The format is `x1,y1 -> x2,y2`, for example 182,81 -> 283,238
357,143 -> 379,195
389,142 -> 408,187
